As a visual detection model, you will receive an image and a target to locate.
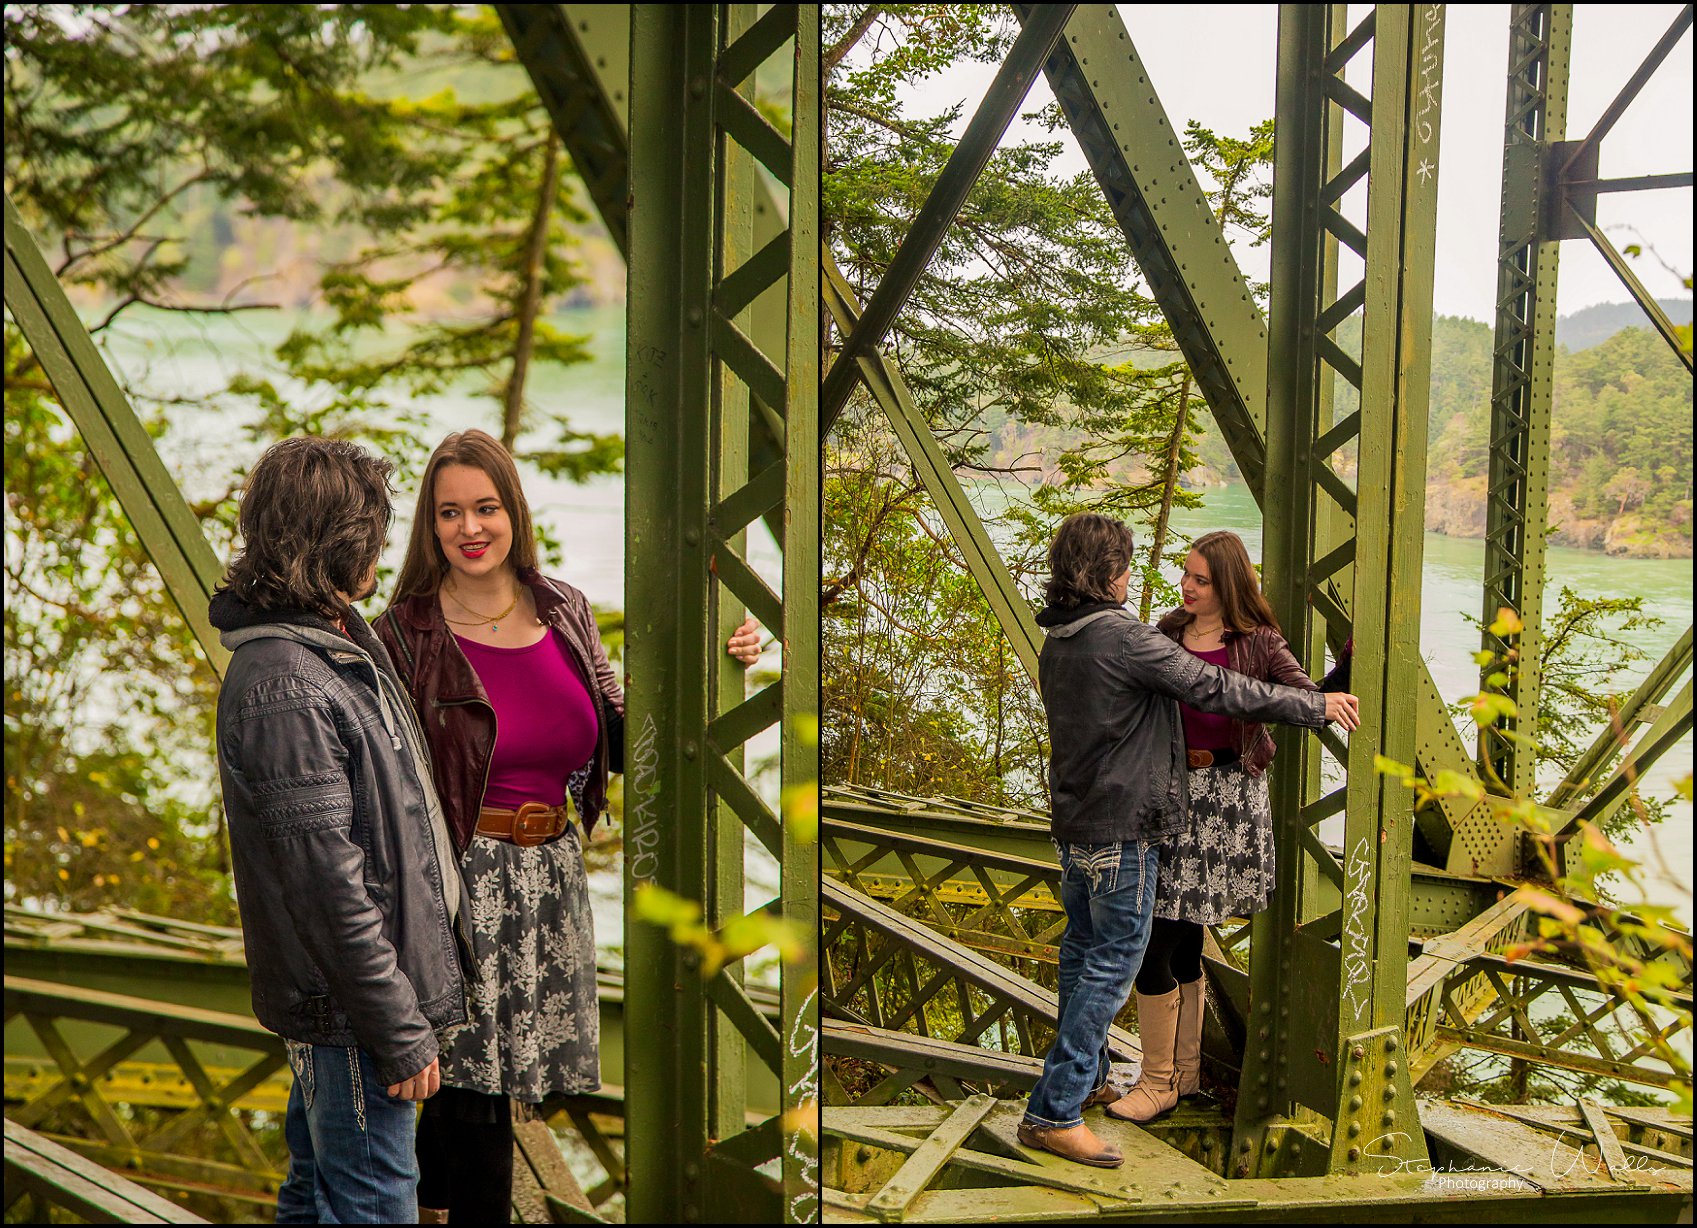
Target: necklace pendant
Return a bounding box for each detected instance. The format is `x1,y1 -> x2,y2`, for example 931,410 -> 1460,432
491,623 -> 499,632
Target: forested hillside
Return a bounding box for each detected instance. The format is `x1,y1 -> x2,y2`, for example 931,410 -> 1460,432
989,313 -> 1692,558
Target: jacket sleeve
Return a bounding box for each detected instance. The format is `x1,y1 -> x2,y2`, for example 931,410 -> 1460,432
1263,630 -> 1321,691
373,610 -> 420,703
580,590 -> 626,774
1122,624 -> 1327,728
230,679 -> 438,1086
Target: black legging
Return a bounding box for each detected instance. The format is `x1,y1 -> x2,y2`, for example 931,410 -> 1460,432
416,1087 -> 514,1222
1135,917 -> 1204,995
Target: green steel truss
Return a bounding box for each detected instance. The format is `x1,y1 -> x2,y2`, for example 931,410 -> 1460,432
1234,2 -> 1447,1176
624,5 -> 820,1221
821,2 -> 1692,1220
7,3 -> 821,1222
4,905 -> 781,1216
1479,4 -> 1571,802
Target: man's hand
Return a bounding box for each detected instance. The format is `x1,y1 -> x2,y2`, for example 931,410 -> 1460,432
387,1056 -> 440,1100
1325,692 -> 1361,731
725,615 -> 763,666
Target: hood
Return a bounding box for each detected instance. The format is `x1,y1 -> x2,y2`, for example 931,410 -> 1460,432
1036,601 -> 1129,637
1031,597 -> 1126,627
211,588 -> 403,746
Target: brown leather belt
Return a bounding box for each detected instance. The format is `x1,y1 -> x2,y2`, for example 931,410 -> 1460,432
476,801 -> 573,848
1187,748 -> 1240,770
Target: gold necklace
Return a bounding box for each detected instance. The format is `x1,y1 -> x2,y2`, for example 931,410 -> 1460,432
1186,620 -> 1224,641
443,581 -> 520,632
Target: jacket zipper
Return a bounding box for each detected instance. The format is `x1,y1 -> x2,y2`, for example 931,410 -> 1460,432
330,650 -> 469,1006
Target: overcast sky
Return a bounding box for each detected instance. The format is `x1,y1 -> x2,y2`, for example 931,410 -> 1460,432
894,4 -> 1693,323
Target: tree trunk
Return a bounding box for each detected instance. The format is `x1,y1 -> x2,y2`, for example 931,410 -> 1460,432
503,131 -> 562,450
1140,371 -> 1191,620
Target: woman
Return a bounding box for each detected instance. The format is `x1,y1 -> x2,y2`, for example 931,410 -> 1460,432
374,430 -> 759,1222
1019,513 -> 1359,1168
1106,529 -> 1349,1125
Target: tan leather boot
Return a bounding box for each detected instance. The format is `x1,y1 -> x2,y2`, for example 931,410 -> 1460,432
1016,1120 -> 1124,1168
418,1209 -> 449,1225
1174,976 -> 1205,1098
1106,986 -> 1179,1123
1083,1079 -> 1126,1108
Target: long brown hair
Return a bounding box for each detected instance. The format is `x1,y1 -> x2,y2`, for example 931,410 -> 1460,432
392,430 -> 538,600
217,437 -> 394,619
1044,512 -> 1136,610
1186,529 -> 1280,634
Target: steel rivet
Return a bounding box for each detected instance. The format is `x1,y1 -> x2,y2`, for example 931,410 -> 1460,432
1348,1146 -> 1361,1162
1349,1070 -> 1363,1086
1258,1096 -> 1269,1110
1383,1110 -> 1396,1127
1385,1061 -> 1398,1076
1348,1121 -> 1361,1138
1385,1035 -> 1398,1052
1349,1095 -> 1362,1111
683,741 -> 697,759
1351,1045 -> 1365,1060
687,306 -> 703,326
1383,1086 -> 1396,1101
1258,1026 -> 1270,1040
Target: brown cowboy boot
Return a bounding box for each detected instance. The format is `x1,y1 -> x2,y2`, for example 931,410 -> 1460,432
418,1209 -> 449,1225
1106,986 -> 1180,1123
1174,976 -> 1205,1098
1083,1078 -> 1127,1108
1016,1120 -> 1124,1168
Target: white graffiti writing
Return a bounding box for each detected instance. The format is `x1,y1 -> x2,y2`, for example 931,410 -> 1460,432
1415,6 -> 1443,145
1342,836 -> 1373,1021
785,987 -> 820,1223
627,714 -> 663,888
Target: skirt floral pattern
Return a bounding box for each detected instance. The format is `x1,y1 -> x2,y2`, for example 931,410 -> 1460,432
1152,762 -> 1274,925
437,812 -> 600,1103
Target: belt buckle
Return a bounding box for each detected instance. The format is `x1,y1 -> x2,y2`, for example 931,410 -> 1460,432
511,802 -> 553,848
1188,749 -> 1214,769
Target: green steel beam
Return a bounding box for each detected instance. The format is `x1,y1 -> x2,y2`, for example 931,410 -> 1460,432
1014,2 -> 1271,497
624,6 -> 815,1221
494,5 -> 630,257
1563,677 -> 1694,838
1556,3 -> 1694,179
818,3 -> 1076,439
1548,625 -> 1694,808
779,10 -> 823,1223
2,194 -> 229,679
1235,4 -> 1446,1178
822,253 -> 1042,686
1479,3 -> 1571,811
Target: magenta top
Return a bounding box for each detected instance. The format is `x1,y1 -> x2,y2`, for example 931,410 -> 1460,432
1179,645 -> 1236,752
455,630 -> 599,810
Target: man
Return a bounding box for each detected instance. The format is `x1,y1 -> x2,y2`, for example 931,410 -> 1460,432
1018,512 -> 1361,1167
211,437 -> 474,1223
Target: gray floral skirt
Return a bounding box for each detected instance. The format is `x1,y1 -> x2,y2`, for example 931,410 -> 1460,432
1152,762 -> 1274,925
437,823 -> 601,1103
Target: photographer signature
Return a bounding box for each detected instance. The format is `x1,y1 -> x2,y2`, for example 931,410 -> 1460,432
1364,1131 -> 1674,1183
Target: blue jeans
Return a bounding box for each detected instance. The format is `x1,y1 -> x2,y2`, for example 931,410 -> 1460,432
1024,839 -> 1159,1129
275,1043 -> 420,1224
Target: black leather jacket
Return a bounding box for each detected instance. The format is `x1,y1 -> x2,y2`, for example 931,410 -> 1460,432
211,591 -> 476,1086
1037,602 -> 1329,843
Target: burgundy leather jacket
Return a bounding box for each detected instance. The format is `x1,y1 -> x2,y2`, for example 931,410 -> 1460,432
375,568 -> 625,854
1155,610 -> 1317,776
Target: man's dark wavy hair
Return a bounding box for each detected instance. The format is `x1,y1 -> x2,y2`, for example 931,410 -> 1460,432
217,437 -> 395,620
1044,512 -> 1136,610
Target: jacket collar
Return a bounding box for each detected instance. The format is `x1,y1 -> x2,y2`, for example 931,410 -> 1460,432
1034,600 -> 1124,629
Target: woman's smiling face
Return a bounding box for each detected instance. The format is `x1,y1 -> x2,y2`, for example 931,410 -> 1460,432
433,463 -> 513,580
